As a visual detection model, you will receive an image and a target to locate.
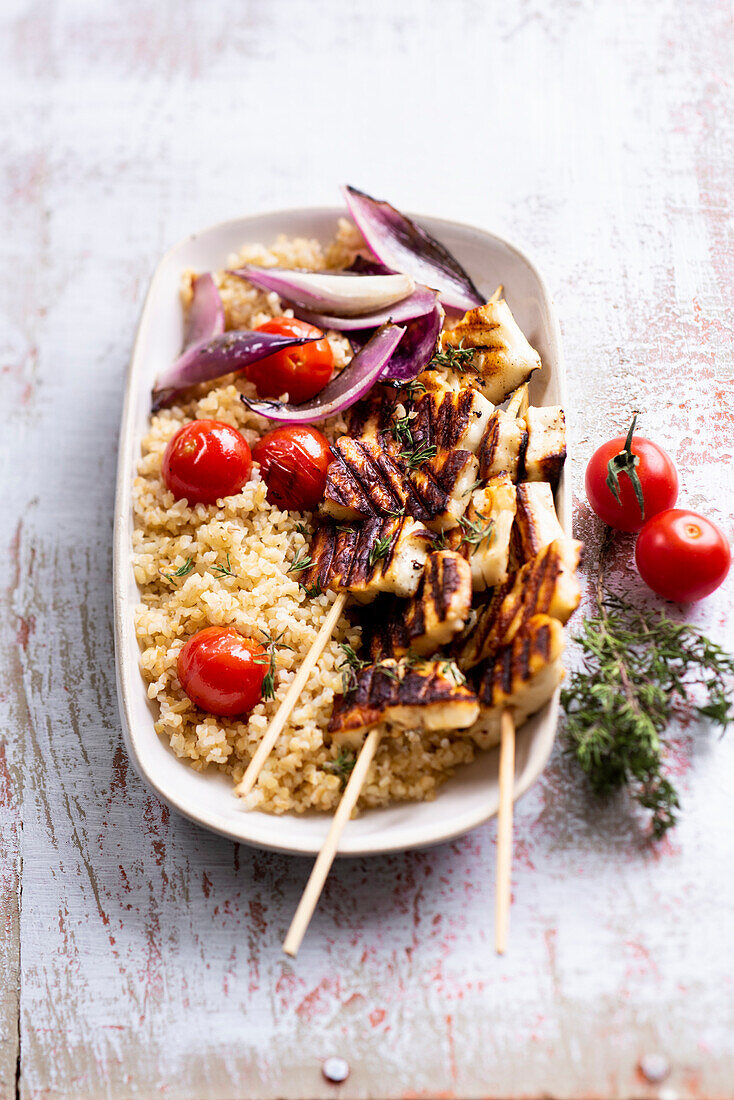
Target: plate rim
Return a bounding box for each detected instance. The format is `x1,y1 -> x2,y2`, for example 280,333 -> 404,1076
113,204 -> 567,856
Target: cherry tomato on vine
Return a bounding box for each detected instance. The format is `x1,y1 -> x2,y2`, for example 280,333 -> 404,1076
162,419 -> 252,505
177,627 -> 267,716
585,417 -> 678,532
249,317 -> 334,403
635,509 -> 731,602
253,425 -> 332,511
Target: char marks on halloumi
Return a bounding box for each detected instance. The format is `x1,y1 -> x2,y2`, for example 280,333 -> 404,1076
441,299 -> 541,404
322,437 -> 478,531
467,614 -> 565,749
458,537 -> 582,668
328,657 -> 480,749
301,516 -> 431,602
524,405 -> 566,484
477,409 -> 527,482
365,551 -> 473,660
446,474 -> 517,590
513,481 -> 565,564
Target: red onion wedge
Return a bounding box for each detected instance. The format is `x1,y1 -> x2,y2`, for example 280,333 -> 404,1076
151,331 -> 319,411
241,323 -> 406,425
183,273 -> 225,349
292,284 -> 437,332
343,185 -> 483,313
230,265 -> 414,317
379,302 -> 445,384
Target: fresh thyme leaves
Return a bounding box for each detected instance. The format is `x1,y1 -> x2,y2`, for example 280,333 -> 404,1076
404,379 -> 427,400
439,659 -> 466,686
403,442 -> 438,470
368,536 -> 392,568
391,411 -> 415,449
301,582 -> 323,598
337,643 -> 369,694
294,522 -> 310,538
254,630 -> 295,700
458,511 -> 495,554
429,340 -> 478,374
210,552 -> 236,578
562,531 -> 734,838
324,747 -> 357,788
162,557 -> 195,583
287,550 -> 313,574
376,662 -> 400,682
606,415 -> 645,519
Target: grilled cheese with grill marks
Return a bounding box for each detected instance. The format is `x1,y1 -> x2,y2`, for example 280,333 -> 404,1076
440,299 -> 541,404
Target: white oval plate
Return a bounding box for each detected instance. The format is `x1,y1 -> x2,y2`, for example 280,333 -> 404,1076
114,206 -> 568,856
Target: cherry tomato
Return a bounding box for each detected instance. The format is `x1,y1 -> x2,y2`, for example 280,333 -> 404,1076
252,425 -> 332,511
249,317 -> 333,403
635,509 -> 731,602
585,419 -> 678,532
162,419 -> 252,505
177,627 -> 267,716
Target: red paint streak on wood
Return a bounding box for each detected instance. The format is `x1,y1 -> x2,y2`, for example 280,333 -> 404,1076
295,977 -> 341,1022
368,1008 -> 385,1027
445,1014 -> 457,1082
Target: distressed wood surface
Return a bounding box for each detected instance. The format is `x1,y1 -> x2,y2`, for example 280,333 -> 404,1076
3,0 -> 733,1096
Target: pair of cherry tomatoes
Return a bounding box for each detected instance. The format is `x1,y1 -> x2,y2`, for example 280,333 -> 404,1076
586,421 -> 730,602
162,418 -> 332,512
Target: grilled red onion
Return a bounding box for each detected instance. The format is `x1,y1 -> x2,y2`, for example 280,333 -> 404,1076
230,265 -> 414,317
241,323 -> 405,424
343,185 -> 483,312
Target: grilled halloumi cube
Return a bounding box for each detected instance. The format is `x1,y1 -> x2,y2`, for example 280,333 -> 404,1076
328,657 -> 480,749
322,437 -> 478,532
446,475 -> 517,590
524,405 -> 566,484
440,299 -> 541,404
346,385 -> 396,441
407,383 -> 494,455
513,481 -> 565,563
301,516 -> 430,603
365,551 -> 473,660
458,537 -> 582,668
467,614 -> 565,749
477,409 -> 527,481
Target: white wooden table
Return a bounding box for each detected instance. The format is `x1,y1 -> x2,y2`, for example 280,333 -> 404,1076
4,1 -> 733,1096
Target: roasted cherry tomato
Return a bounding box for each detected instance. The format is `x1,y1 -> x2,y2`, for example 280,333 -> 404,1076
635,509 -> 731,602
249,316 -> 333,403
177,627 -> 267,716
162,419 -> 252,505
585,417 -> 678,532
252,425 -> 332,511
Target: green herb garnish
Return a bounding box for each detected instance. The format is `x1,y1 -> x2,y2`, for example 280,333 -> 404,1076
368,536 -> 392,568
458,511 -> 495,555
162,557 -> 195,584
337,642 -> 369,694
287,550 -> 313,574
254,630 -> 295,700
429,340 -> 478,374
324,747 -> 357,788
210,552 -> 236,578
562,531 -> 734,839
403,442 -> 438,470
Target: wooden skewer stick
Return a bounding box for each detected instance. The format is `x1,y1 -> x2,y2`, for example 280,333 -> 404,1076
283,728 -> 382,958
235,591 -> 348,799
489,284 -> 503,303
494,708 -> 515,955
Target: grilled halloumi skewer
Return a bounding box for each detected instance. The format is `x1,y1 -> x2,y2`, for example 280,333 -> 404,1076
467,614 -> 565,750
322,437 -> 479,531
446,474 -> 517,590
458,537 -> 582,670
365,550 -> 473,661
513,481 -> 565,564
440,299 -> 541,404
300,515 -> 431,603
328,657 -> 480,750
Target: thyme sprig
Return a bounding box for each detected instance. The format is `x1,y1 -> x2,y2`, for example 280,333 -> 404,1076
403,442 -> 438,470
324,747 -> 357,788
337,642 -> 369,694
210,552 -> 236,578
429,340 -> 479,374
458,511 -> 495,555
162,557 -> 195,584
287,549 -> 313,574
562,531 -> 734,838
254,630 -> 294,700
368,536 -> 392,568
